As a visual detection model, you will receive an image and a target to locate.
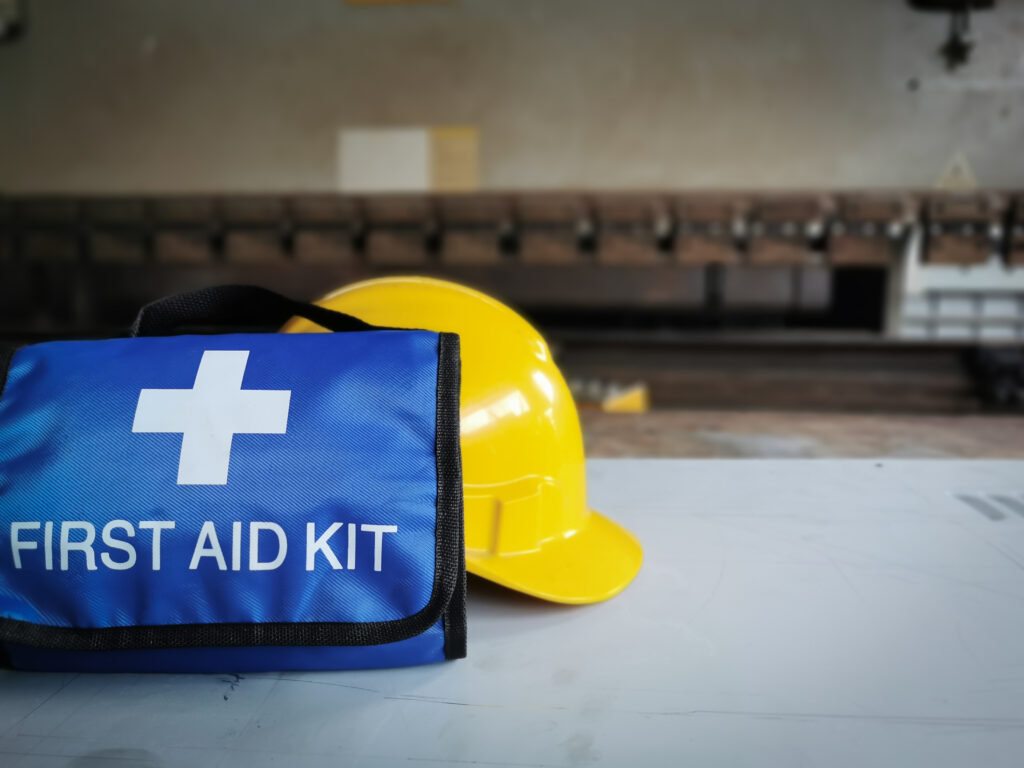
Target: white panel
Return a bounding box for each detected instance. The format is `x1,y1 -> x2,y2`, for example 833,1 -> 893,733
901,295 -> 931,319
981,296 -> 1021,318
935,323 -> 974,340
337,128 -> 429,193
979,325 -> 1017,341
936,295 -> 975,318
898,321 -> 930,339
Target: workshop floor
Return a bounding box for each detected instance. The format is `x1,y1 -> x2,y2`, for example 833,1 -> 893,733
581,411 -> 1024,458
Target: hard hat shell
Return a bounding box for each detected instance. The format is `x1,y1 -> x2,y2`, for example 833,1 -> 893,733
283,277 -> 642,604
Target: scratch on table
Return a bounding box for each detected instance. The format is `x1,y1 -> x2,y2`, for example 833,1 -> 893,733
385,693 -> 572,712
219,673 -> 244,701
690,537 -> 728,622
948,517 -> 1024,583
405,758 -> 556,767
980,537 -> 1024,576
954,620 -> 986,668
274,677 -> 572,712
626,708 -> 1024,730
4,673 -> 81,737
227,675 -> 282,753
805,537 -> 1024,605
820,549 -> 866,604
274,676 -> 382,694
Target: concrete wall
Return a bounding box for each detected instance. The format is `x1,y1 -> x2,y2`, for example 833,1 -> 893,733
1,0 -> 1022,193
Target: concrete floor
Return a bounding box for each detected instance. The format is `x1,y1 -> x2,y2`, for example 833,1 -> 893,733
581,411 -> 1024,458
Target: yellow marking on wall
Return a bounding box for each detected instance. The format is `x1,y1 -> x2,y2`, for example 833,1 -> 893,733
430,126 -> 479,192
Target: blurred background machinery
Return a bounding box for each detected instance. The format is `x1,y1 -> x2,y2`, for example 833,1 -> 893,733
2,0 -> 1023,420
3,188 -> 1023,411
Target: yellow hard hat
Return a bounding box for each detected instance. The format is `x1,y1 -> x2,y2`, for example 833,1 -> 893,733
282,276 -> 642,604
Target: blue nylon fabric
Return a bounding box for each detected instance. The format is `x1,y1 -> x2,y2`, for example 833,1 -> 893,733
4,618 -> 447,672
0,331 -> 440,632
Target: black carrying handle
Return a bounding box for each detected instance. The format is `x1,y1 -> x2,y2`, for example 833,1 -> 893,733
130,285 -> 378,337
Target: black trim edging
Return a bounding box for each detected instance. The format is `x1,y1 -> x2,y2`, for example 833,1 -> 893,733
436,333 -> 467,660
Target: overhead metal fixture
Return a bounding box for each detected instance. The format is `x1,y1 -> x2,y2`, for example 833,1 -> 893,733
0,0 -> 25,43
906,0 -> 996,72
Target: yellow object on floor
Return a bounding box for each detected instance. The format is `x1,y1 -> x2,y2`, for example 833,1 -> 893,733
282,277 -> 643,604
601,383 -> 650,414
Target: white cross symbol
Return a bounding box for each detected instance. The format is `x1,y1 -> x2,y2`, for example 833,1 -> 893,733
132,350 -> 291,486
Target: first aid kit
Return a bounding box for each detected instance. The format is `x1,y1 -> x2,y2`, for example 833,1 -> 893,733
0,285 -> 466,673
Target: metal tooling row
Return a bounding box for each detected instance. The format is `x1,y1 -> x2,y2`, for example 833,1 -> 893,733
2,191 -> 1023,269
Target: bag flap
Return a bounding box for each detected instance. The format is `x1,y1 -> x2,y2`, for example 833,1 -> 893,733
0,330 -> 463,650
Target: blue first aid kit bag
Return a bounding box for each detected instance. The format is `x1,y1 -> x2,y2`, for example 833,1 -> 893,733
0,286 -> 466,672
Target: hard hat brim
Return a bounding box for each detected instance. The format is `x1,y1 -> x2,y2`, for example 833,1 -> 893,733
465,509 -> 643,604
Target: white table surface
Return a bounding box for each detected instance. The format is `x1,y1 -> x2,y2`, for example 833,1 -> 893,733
3,459 -> 1024,767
